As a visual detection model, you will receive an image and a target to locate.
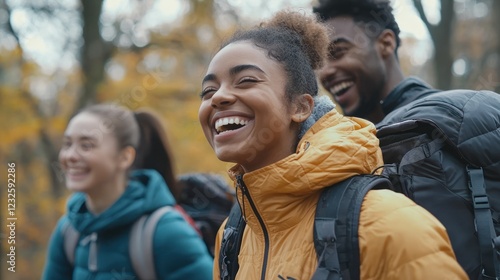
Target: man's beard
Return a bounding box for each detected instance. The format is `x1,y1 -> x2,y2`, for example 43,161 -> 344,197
345,93 -> 380,120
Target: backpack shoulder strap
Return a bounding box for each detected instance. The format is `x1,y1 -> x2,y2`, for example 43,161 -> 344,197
312,175 -> 392,280
219,203 -> 246,280
129,205 -> 173,280
62,219 -> 80,266
174,204 -> 202,236
467,166 -> 500,278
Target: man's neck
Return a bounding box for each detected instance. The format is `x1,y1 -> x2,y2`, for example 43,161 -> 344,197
381,58 -> 405,101
365,106 -> 386,124
373,58 -> 405,123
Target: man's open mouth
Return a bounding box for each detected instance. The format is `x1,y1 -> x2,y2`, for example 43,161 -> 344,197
329,81 -> 354,97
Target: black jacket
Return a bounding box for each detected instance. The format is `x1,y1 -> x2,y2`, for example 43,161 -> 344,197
380,77 -> 439,119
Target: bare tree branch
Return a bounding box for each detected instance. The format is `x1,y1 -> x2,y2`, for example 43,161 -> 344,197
2,1 -> 19,42
3,1 -> 65,195
412,0 -> 435,37
19,90 -> 65,195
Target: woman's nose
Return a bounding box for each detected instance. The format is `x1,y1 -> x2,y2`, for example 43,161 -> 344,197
62,145 -> 80,162
211,87 -> 237,108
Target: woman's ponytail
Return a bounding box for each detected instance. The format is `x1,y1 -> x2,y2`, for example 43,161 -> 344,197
133,110 -> 180,200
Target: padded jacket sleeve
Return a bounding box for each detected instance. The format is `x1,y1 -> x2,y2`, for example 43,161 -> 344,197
358,190 -> 468,280
154,209 -> 213,280
41,217 -> 74,280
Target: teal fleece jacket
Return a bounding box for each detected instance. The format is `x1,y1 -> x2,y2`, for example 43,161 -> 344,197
42,169 -> 213,280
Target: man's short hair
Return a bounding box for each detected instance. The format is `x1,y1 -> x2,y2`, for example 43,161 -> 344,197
313,0 -> 401,50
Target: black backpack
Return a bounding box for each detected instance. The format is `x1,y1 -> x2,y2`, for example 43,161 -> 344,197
219,175 -> 392,280
219,90 -> 500,280
178,173 -> 236,256
376,89 -> 500,279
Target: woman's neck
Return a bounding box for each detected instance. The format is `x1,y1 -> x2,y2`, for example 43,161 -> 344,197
85,175 -> 128,215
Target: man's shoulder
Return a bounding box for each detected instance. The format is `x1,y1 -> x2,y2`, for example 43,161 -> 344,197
379,88 -> 500,128
381,77 -> 439,117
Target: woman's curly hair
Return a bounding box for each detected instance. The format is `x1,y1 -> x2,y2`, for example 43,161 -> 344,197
221,9 -> 329,101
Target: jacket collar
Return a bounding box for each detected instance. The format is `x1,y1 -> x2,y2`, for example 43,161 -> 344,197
381,77 -> 436,116
67,169 -> 174,235
228,110 -> 383,233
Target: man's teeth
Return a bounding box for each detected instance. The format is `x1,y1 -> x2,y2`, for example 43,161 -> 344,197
215,117 -> 249,133
329,81 -> 354,96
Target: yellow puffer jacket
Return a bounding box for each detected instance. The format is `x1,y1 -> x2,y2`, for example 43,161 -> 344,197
213,110 -> 467,280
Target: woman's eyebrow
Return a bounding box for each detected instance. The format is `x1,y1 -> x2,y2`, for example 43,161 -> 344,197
62,134 -> 97,142
202,73 -> 216,85
229,64 -> 265,76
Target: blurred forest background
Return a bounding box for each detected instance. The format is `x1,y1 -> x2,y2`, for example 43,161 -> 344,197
0,0 -> 499,279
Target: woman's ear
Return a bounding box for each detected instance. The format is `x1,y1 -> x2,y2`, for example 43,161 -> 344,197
119,146 -> 136,170
291,94 -> 314,123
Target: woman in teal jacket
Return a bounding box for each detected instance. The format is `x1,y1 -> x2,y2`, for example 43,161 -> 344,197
42,104 -> 213,280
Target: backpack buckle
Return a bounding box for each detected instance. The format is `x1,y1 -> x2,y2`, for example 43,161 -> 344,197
493,236 -> 500,251
473,194 -> 491,210
481,268 -> 500,280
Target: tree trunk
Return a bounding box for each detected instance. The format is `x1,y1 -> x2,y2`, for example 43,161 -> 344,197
413,0 -> 455,90
494,0 -> 500,93
76,0 -> 110,111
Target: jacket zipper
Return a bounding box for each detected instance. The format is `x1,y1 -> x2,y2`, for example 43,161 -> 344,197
81,232 -> 98,273
236,175 -> 270,280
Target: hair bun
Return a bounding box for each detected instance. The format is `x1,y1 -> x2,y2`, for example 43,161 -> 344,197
263,9 -> 329,70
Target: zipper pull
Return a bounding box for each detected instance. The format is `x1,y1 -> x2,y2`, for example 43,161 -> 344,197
81,232 -> 98,272
236,175 -> 247,194
235,175 -> 248,222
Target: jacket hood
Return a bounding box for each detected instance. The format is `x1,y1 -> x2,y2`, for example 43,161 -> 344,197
228,110 -> 383,230
66,169 -> 175,235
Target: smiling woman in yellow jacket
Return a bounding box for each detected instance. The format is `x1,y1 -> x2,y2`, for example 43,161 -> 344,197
198,9 -> 467,280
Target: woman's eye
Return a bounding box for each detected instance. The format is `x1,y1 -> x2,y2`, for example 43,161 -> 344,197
80,142 -> 94,151
200,87 -> 216,99
239,77 -> 257,84
62,141 -> 71,149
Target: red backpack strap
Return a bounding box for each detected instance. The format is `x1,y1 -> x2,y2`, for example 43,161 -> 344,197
174,204 -> 202,236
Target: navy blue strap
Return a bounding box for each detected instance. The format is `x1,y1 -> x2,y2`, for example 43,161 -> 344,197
219,203 -> 245,280
313,175 -> 392,280
312,218 -> 342,280
399,137 -> 445,171
467,166 -> 500,279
